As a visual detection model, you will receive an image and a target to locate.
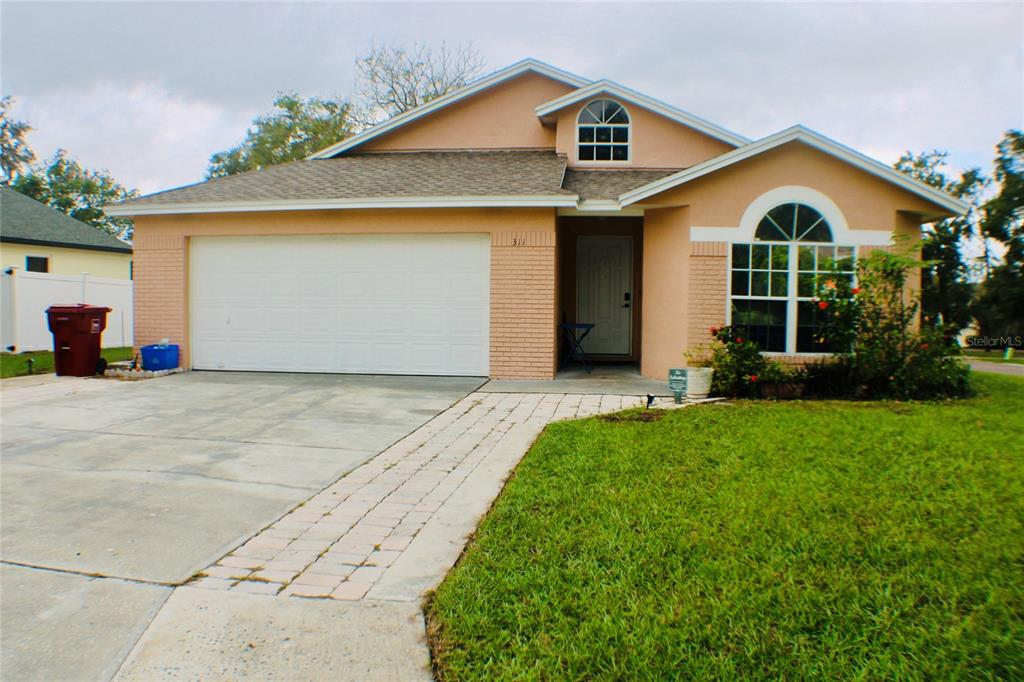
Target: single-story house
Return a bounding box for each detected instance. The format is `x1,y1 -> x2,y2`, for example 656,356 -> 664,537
2,186 -> 132,279
108,59 -> 966,380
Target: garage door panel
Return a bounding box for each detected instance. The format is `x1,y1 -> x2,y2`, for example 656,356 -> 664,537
191,234 -> 489,376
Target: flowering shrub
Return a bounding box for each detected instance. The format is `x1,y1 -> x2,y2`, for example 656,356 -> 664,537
708,325 -> 768,397
814,249 -> 971,400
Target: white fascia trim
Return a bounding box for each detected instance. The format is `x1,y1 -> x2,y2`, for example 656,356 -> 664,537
105,195 -> 581,217
619,125 -> 970,215
534,79 -> 750,148
307,59 -> 591,160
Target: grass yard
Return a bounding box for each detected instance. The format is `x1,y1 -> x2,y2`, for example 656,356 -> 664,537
428,373 -> 1023,680
0,347 -> 134,379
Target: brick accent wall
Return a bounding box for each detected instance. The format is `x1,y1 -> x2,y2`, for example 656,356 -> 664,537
686,241 -> 728,352
490,230 -> 557,379
132,232 -> 187,353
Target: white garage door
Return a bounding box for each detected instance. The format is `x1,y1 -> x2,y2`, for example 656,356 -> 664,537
190,234 -> 490,376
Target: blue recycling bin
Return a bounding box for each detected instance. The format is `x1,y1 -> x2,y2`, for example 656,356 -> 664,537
140,344 -> 179,371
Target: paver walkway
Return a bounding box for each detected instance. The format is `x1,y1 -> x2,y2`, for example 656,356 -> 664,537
191,392 -> 644,602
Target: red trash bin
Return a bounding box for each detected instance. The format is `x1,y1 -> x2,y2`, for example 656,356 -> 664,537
45,304 -> 111,376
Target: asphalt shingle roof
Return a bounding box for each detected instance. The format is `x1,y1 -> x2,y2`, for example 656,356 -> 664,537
563,169 -> 683,201
123,151 -> 575,208
1,187 -> 131,253
113,152 -> 686,212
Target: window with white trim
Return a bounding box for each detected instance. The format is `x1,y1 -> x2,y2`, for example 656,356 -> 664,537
577,99 -> 629,162
730,202 -> 855,353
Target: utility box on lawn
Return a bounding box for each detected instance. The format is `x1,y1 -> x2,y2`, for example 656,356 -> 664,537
45,304 -> 111,376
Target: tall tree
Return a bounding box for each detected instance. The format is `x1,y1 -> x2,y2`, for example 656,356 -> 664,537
894,150 -> 988,332
353,42 -> 484,126
207,93 -> 354,178
974,130 -> 1024,337
13,149 -> 138,240
0,95 -> 35,184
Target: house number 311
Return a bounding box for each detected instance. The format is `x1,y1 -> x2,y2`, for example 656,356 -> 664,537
511,237 -> 527,246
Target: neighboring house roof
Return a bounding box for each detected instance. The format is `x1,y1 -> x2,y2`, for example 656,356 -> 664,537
563,169 -> 682,201
535,79 -> 750,148
0,187 -> 132,253
308,59 -> 591,159
619,125 -> 969,218
107,151 -> 578,216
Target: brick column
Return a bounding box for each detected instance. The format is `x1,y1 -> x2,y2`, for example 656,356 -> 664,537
132,230 -> 188,362
686,241 -> 728,351
489,230 -> 557,379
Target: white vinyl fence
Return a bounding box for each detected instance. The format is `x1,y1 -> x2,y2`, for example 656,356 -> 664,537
1,270 -> 133,352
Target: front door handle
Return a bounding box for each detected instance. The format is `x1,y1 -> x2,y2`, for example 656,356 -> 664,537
622,292 -> 631,308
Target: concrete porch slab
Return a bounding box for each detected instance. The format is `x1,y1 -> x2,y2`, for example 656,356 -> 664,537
480,364 -> 672,396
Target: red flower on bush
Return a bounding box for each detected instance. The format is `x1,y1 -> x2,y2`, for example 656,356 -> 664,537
851,287 -> 861,295
736,337 -> 744,344
748,374 -> 758,382
818,301 -> 829,310
921,343 -> 929,350
709,326 -> 719,335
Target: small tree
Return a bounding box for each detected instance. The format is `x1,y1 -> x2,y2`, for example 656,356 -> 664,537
974,130 -> 1024,338
0,95 -> 35,185
893,150 -> 988,332
207,93 -> 354,178
13,149 -> 138,240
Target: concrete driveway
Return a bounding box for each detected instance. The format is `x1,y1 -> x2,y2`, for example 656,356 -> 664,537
0,371 -> 481,681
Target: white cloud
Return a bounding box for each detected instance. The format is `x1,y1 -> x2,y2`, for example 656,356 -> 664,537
3,1 -> 1019,193
14,84 -> 255,194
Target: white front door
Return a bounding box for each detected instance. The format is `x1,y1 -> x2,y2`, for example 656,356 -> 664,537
190,234 -> 490,376
576,236 -> 632,355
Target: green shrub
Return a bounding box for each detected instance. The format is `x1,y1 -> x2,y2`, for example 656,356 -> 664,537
707,325 -> 768,397
816,249 -> 972,400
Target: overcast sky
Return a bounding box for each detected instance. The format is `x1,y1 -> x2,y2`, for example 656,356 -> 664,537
2,1 -> 1021,195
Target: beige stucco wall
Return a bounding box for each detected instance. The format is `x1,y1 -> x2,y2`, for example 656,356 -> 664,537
635,141 -> 939,379
639,207 -> 690,379
359,72 -> 573,152
1,242 -> 131,279
647,142 -> 946,229
555,102 -> 735,169
132,208 -> 558,379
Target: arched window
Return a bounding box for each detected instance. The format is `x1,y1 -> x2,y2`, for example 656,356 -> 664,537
754,202 -> 833,242
577,99 -> 629,162
731,202 -> 855,353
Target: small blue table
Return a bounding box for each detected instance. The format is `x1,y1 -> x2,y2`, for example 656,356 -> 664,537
560,322 -> 595,374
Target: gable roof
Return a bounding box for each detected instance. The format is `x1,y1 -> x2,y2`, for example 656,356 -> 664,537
619,125 -> 969,217
534,79 -> 750,148
106,151 -> 577,216
308,59 -> 590,160
1,187 -> 132,253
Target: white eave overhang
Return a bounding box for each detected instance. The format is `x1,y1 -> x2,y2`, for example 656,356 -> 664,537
534,79 -> 750,148
104,195 -> 582,217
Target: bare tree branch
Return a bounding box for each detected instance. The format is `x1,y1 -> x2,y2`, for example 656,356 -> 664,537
353,42 -> 485,128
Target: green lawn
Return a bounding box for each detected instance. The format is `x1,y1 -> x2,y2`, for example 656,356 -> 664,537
0,347 -> 134,378
428,373 -> 1023,680
963,349 -> 1024,365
